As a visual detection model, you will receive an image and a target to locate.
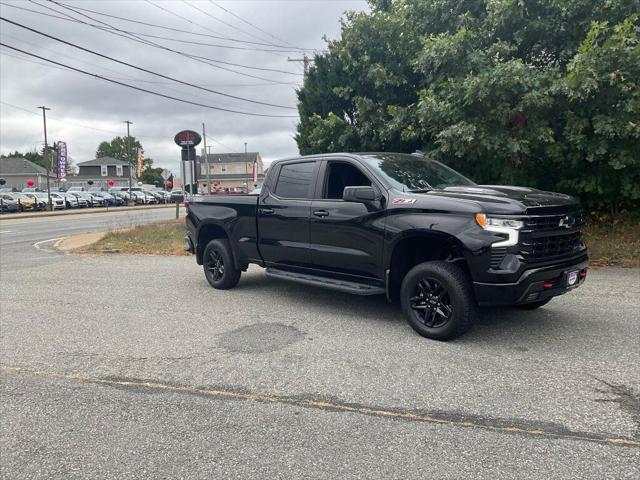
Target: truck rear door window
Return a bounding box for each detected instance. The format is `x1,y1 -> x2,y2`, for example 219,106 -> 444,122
274,162 -> 315,199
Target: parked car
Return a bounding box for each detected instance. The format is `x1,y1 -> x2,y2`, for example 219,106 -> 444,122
3,193 -> 38,211
145,190 -> 165,203
0,194 -> 20,212
33,192 -> 65,210
169,190 -> 184,202
111,190 -> 131,203
142,191 -> 159,204
128,191 -> 153,204
87,193 -> 106,207
56,192 -> 79,208
67,186 -> 85,192
22,193 -> 47,210
185,152 -> 589,341
92,191 -> 121,206
68,192 -> 90,208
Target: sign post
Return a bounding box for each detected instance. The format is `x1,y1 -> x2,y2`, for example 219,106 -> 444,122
174,130 -> 201,195
161,168 -> 171,191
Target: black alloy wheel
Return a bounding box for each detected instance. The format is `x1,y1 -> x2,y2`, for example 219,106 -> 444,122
400,261 -> 475,341
409,278 -> 453,328
207,248 -> 225,282
203,239 -> 242,289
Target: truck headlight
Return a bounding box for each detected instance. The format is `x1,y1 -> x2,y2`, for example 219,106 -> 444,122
475,214 -> 523,247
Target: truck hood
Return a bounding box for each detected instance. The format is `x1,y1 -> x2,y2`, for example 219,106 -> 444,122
411,185 -> 579,215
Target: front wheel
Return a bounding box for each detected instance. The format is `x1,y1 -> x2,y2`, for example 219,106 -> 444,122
203,239 -> 241,289
400,261 -> 475,341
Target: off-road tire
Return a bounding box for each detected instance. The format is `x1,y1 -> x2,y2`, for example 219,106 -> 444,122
400,261 -> 475,341
203,239 -> 241,289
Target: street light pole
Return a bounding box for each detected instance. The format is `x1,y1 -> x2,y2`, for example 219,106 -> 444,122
38,106 -> 52,210
124,120 -> 133,204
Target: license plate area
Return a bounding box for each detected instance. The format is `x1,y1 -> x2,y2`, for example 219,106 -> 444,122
565,270 -> 580,288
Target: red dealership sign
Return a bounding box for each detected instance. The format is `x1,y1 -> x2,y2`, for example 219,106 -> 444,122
174,130 -> 202,148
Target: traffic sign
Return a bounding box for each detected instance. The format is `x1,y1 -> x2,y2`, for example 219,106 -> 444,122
161,169 -> 171,180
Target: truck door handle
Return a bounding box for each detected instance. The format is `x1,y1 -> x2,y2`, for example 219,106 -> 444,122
260,207 -> 274,215
313,210 -> 329,218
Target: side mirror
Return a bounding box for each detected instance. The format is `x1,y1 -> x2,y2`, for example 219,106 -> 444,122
343,186 -> 376,203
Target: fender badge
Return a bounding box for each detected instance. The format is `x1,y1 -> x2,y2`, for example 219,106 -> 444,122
392,198 -> 416,205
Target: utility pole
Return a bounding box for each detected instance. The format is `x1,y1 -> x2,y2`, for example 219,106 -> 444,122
244,142 -> 248,193
202,122 -> 210,194
288,54 -> 310,77
124,120 -> 133,204
38,106 -> 52,210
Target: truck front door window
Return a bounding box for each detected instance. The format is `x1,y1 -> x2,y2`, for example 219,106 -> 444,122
324,163 -> 371,199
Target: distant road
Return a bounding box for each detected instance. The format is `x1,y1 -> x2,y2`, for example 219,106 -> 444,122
0,208 -> 178,272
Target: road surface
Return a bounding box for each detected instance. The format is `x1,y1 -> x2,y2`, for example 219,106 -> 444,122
0,210 -> 638,478
0,207 -> 177,272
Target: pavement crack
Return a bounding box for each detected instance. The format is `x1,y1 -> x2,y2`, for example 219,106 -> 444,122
592,376 -> 640,440
2,365 -> 639,448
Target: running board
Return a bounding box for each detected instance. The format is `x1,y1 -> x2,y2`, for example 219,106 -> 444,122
265,268 -> 385,296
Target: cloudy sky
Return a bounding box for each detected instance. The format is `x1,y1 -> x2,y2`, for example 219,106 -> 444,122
0,0 -> 367,173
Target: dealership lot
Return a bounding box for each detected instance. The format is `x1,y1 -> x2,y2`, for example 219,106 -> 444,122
0,214 -> 639,478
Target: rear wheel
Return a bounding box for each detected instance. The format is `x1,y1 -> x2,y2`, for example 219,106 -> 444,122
400,261 -> 475,341
203,239 -> 241,289
517,298 -> 552,310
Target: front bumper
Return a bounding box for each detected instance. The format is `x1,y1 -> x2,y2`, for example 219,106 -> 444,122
473,256 -> 589,306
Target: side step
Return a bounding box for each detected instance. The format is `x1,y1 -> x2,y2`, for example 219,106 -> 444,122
265,268 -> 385,296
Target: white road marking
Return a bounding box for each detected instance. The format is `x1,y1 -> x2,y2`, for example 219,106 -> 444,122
32,237 -> 66,252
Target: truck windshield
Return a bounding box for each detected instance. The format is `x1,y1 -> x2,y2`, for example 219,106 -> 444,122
361,153 -> 475,191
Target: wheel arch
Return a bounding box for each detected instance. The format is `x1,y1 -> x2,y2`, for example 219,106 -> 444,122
196,220 -> 234,266
385,230 -> 471,299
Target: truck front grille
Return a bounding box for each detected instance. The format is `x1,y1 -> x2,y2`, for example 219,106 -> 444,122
520,232 -> 584,261
523,211 -> 584,231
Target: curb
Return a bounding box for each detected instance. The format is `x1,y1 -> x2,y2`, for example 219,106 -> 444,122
0,203 -> 179,221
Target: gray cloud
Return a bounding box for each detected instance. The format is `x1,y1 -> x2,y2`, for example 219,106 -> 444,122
0,0 -> 367,171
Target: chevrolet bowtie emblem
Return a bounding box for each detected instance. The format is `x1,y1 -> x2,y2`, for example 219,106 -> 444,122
558,215 -> 574,228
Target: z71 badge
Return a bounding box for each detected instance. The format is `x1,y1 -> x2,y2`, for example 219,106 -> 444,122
392,198 -> 417,205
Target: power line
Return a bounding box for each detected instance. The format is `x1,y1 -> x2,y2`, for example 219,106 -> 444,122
205,134 -> 238,153
1,101 -> 123,136
208,1 -> 302,51
0,16 -> 297,110
0,48 -> 298,92
0,43 -> 299,119
5,1 -> 306,62
29,0 -> 302,83
50,1 -> 308,51
182,0 -> 292,50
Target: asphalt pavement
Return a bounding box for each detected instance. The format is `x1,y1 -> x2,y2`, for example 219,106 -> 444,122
0,207 -> 178,271
0,211 -> 639,478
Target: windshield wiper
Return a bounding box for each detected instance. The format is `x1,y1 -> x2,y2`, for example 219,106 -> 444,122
408,188 -> 432,193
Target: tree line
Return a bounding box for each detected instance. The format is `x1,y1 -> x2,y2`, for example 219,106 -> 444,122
295,0 -> 640,214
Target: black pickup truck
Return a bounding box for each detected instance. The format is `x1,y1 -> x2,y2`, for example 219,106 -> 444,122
185,152 -> 588,340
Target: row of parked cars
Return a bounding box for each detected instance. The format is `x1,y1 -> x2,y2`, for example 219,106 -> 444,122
0,187 -> 185,213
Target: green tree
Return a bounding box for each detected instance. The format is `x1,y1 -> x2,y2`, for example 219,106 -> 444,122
296,0 -> 640,212
96,136 -> 148,167
139,166 -> 165,186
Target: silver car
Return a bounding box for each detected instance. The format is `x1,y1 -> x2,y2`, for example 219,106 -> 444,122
55,192 -> 78,208
34,192 -> 65,210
